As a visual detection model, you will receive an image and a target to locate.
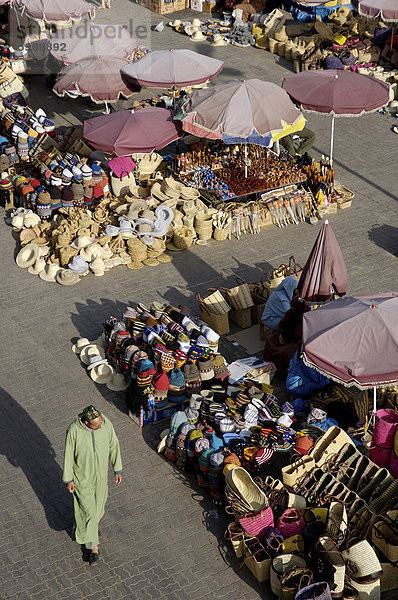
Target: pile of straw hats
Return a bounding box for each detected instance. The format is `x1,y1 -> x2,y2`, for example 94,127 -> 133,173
72,336 -> 129,391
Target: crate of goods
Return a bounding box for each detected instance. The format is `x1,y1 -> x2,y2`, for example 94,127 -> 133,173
137,0 -> 187,14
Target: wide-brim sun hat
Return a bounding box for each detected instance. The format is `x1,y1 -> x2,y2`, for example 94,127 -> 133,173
39,263 -> 62,282
80,344 -> 106,365
91,362 -> 114,384
71,235 -> 95,249
191,30 -> 206,41
56,269 -> 80,286
86,355 -> 109,370
27,257 -> 46,275
16,243 -> 40,268
106,373 -> 129,391
72,337 -> 91,354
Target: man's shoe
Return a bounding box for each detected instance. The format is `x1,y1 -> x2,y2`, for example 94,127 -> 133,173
89,551 -> 100,564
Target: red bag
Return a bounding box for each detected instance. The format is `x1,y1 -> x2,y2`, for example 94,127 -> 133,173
239,506 -> 274,538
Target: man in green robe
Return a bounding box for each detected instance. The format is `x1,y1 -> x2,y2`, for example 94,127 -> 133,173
63,405 -> 123,564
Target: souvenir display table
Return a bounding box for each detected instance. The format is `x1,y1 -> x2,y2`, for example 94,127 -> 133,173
0,98 -> 354,284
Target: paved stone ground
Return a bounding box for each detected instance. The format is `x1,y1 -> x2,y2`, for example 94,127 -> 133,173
0,1 -> 397,598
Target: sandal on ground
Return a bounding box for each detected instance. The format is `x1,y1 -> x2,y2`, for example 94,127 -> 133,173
89,550 -> 100,564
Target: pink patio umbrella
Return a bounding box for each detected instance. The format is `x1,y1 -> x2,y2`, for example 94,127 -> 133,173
282,70 -> 390,162
83,107 -> 183,156
302,293 -> 398,414
358,0 -> 398,58
176,79 -> 305,147
298,220 -> 347,303
49,23 -> 137,64
13,0 -> 95,24
358,0 -> 398,21
53,56 -> 138,108
121,49 -> 223,88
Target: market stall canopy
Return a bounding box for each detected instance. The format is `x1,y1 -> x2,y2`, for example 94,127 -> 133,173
49,23 -> 137,64
298,220 -> 347,303
121,49 -> 223,88
176,79 -> 305,146
282,69 -> 390,115
83,107 -> 183,155
53,56 -> 138,104
302,293 -> 398,388
282,70 -> 390,161
358,0 -> 398,21
13,0 -> 95,24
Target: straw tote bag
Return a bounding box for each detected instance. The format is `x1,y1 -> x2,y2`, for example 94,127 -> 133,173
280,567 -> 313,600
196,288 -> 230,315
223,277 -> 254,310
371,513 -> 398,563
239,506 -> 274,538
310,426 -> 355,467
241,538 -> 271,583
282,455 -> 315,488
270,554 -> 306,597
110,170 -> 137,197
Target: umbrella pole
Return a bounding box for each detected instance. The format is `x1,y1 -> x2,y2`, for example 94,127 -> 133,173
105,101 -> 109,115
244,143 -> 247,179
373,386 -> 377,423
330,113 -> 335,165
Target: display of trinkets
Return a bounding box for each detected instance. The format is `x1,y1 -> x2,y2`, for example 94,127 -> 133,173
170,142 -> 307,200
261,185 -> 317,227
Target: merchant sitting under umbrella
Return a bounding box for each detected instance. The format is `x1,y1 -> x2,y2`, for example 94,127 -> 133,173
261,274 -> 299,331
263,291 -> 310,375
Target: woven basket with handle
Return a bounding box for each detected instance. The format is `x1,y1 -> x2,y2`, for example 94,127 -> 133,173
222,277 -> 254,310
196,288 -> 230,315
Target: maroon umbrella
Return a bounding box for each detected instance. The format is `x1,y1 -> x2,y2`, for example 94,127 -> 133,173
83,107 -> 183,155
14,0 -> 95,23
121,49 -> 223,88
53,56 -> 138,105
282,70 -> 390,162
358,0 -> 398,21
49,23 -> 137,64
298,220 -> 347,303
302,293 -> 398,389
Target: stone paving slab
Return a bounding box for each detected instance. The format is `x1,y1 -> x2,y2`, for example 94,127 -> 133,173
0,0 -> 397,598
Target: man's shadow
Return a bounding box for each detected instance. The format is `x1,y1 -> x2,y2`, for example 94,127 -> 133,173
0,387 -> 74,534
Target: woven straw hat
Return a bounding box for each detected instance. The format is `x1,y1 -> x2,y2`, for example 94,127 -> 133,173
59,246 -> 78,268
157,253 -> 173,263
39,263 -> 62,282
90,257 -> 106,276
80,344 -> 106,365
72,337 -> 91,354
16,243 -> 40,268
126,261 -> 144,269
71,235 -> 95,249
27,257 -> 46,275
80,243 -> 103,262
143,257 -> 159,267
91,362 -> 114,384
56,269 -> 80,286
191,30 -> 205,41
106,372 -> 129,391
20,227 -> 39,246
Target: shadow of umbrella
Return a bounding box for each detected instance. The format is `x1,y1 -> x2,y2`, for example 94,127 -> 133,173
0,387 -> 74,533
368,224 -> 398,257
